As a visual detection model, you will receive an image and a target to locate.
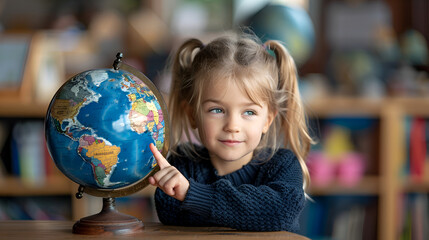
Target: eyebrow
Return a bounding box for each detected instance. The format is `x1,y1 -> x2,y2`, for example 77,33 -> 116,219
202,99 -> 262,108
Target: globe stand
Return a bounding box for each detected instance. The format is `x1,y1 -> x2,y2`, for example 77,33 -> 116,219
72,197 -> 144,235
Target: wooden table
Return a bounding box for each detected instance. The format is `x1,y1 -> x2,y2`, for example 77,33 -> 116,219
0,221 -> 309,239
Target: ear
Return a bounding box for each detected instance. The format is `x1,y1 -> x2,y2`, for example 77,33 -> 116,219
184,102 -> 197,129
262,111 -> 277,134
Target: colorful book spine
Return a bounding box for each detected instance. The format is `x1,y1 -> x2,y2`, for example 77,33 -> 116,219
11,121 -> 50,184
409,118 -> 426,182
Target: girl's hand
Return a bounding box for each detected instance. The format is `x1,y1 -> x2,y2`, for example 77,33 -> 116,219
148,143 -> 189,201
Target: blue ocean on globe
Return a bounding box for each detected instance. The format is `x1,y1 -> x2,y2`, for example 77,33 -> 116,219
45,68 -> 166,190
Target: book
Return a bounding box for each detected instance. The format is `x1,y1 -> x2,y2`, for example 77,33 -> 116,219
11,121 -> 46,184
299,195 -> 377,239
399,193 -> 428,240
0,122 -> 7,178
409,118 -> 426,182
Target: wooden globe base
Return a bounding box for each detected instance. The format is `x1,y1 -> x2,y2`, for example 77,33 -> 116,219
73,197 -> 144,235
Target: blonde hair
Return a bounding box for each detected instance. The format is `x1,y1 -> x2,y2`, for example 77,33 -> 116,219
168,31 -> 313,189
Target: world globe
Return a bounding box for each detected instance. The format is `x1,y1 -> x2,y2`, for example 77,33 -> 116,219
45,54 -> 169,235
45,58 -> 168,199
246,3 -> 315,67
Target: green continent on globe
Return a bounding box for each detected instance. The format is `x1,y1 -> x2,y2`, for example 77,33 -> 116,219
78,135 -> 121,187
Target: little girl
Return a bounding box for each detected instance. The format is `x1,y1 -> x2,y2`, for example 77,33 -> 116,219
148,31 -> 312,232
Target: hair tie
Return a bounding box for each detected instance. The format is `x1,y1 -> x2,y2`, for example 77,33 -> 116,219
262,44 -> 269,51
262,43 -> 275,57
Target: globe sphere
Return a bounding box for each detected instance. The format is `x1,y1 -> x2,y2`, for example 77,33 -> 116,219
45,68 -> 167,193
247,3 -> 315,66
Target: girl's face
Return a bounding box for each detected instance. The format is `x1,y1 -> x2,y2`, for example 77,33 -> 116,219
195,78 -> 274,175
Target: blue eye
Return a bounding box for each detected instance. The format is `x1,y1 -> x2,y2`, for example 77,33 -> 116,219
244,110 -> 256,116
209,108 -> 223,114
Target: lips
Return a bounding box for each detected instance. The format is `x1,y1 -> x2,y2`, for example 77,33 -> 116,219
219,139 -> 242,146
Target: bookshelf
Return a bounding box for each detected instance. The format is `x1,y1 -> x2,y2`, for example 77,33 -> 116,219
303,97 -> 429,240
308,175 -> 379,196
0,175 -> 71,196
0,101 -> 48,118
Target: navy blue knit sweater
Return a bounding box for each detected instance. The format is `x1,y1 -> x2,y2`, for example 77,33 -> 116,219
154,145 -> 305,232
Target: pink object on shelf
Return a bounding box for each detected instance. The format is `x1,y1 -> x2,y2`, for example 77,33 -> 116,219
337,153 -> 366,187
306,151 -> 336,187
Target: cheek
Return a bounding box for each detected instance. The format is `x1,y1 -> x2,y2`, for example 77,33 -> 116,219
250,126 -> 265,139
253,119 -> 271,137
197,118 -> 216,142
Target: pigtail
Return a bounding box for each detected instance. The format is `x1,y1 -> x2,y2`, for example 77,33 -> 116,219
264,40 -> 313,189
169,39 -> 204,153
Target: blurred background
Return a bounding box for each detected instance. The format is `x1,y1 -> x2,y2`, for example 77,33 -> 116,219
0,0 -> 428,239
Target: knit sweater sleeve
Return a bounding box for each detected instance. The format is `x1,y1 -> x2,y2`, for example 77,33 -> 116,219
181,149 -> 305,232
154,152 -> 212,227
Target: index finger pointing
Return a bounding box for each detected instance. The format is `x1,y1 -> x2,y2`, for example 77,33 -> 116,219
149,143 -> 170,169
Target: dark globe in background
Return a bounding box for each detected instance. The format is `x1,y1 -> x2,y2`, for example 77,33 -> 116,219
247,3 -> 315,66
45,68 -> 167,191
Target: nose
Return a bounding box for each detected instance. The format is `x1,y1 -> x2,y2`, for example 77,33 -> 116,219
223,113 -> 240,133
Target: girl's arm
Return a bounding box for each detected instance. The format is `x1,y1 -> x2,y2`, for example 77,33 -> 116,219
154,185 -> 212,227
